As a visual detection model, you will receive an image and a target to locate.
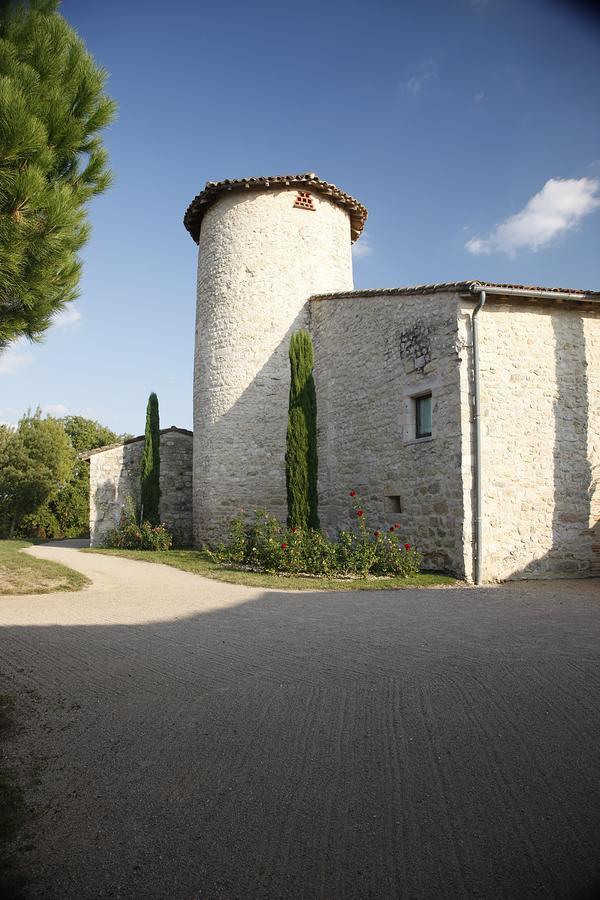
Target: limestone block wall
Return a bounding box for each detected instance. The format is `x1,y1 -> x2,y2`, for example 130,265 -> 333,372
156,430 -> 194,546
89,429 -> 193,547
461,299 -> 600,580
89,441 -> 143,547
311,291 -> 466,575
194,187 -> 354,544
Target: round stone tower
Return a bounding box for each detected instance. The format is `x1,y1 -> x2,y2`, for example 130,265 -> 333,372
183,173 -> 367,545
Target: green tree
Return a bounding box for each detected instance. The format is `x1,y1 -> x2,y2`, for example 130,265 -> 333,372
141,393 -> 160,525
62,415 -> 119,455
45,416 -> 119,537
2,413 -> 120,539
0,0 -> 116,351
285,330 -> 319,530
0,410 -> 73,536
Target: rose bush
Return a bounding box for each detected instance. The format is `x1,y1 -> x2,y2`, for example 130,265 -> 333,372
215,496 -> 421,578
104,498 -> 173,551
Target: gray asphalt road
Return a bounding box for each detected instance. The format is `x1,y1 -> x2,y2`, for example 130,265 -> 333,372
1,547 -> 599,899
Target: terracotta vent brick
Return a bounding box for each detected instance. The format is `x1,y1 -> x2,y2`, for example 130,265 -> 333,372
294,191 -> 315,211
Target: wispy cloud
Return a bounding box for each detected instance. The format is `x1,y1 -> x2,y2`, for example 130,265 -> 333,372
466,176 -> 600,256
41,403 -> 68,417
473,91 -> 485,102
399,58 -> 437,97
352,232 -> 372,261
54,305 -> 82,328
0,339 -> 34,376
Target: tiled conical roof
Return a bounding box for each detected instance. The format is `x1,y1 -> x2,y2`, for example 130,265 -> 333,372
183,173 -> 367,243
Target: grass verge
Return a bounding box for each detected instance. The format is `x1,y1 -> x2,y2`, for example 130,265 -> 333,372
85,548 -> 456,590
0,541 -> 90,596
0,694 -> 26,898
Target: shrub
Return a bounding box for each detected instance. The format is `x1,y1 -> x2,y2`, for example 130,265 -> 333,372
104,497 -> 172,551
105,520 -> 173,551
216,495 -> 421,578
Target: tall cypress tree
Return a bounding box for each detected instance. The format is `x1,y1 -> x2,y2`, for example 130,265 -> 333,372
141,393 -> 160,525
0,0 -> 116,351
286,330 -> 319,529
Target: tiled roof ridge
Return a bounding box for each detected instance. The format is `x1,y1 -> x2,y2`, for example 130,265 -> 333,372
79,426 -> 193,459
183,173 -> 368,244
311,280 -> 600,301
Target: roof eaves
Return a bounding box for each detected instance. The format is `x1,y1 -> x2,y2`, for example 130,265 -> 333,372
310,280 -> 600,303
79,426 -> 192,460
183,173 -> 368,244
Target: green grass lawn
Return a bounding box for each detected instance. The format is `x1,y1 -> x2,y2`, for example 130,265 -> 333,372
0,541 -> 90,596
86,548 -> 457,591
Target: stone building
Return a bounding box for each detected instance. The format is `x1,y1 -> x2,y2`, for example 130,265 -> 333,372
87,172 -> 600,582
83,427 -> 192,547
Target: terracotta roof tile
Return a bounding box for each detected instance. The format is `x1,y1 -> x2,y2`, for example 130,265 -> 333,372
183,173 -> 367,243
311,280 -> 600,302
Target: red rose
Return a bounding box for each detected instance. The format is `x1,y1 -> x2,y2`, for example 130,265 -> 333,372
349,490 -> 356,497
281,543 -> 288,550
389,527 -> 395,532
405,543 -> 411,551
374,530 -> 380,538
357,509 -> 364,517
394,523 -> 400,529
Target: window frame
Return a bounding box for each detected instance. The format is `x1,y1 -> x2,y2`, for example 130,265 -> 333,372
415,393 -> 432,440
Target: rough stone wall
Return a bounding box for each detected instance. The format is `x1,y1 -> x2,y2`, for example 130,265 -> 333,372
89,442 -> 142,547
194,187 -> 354,545
89,431 -> 193,547
311,291 -> 466,575
459,299 -> 600,580
157,431 -> 194,546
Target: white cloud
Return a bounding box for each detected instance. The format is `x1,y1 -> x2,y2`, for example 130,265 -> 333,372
466,177 -> 600,256
352,233 -> 372,261
41,403 -> 68,417
473,91 -> 485,102
54,305 -> 82,328
400,58 -> 437,97
0,339 -> 34,376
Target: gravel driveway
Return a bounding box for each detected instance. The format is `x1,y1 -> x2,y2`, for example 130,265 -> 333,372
1,545 -> 599,900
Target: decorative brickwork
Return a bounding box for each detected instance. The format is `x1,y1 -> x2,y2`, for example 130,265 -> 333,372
294,191 -> 315,211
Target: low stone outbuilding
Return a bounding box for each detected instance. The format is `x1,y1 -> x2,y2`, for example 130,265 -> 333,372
82,427 -> 193,547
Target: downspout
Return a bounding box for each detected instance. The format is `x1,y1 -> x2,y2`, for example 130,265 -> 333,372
471,288 -> 486,584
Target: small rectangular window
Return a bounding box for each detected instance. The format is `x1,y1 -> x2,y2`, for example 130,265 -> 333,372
385,495 -> 402,513
415,394 -> 432,439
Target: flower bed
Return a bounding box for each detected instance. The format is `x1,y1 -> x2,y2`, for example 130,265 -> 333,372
213,493 -> 421,578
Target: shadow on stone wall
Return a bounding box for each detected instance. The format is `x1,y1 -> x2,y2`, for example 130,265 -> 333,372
510,307 -> 596,579
193,307 -> 309,545
92,443 -> 143,546
194,301 -> 464,575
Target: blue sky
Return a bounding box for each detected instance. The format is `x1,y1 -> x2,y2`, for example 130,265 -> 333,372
2,0 -> 599,435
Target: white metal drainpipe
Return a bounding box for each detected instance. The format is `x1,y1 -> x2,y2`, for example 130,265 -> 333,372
471,288 -> 486,585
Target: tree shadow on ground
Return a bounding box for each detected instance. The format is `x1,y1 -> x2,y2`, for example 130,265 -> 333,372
1,580 -> 599,899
